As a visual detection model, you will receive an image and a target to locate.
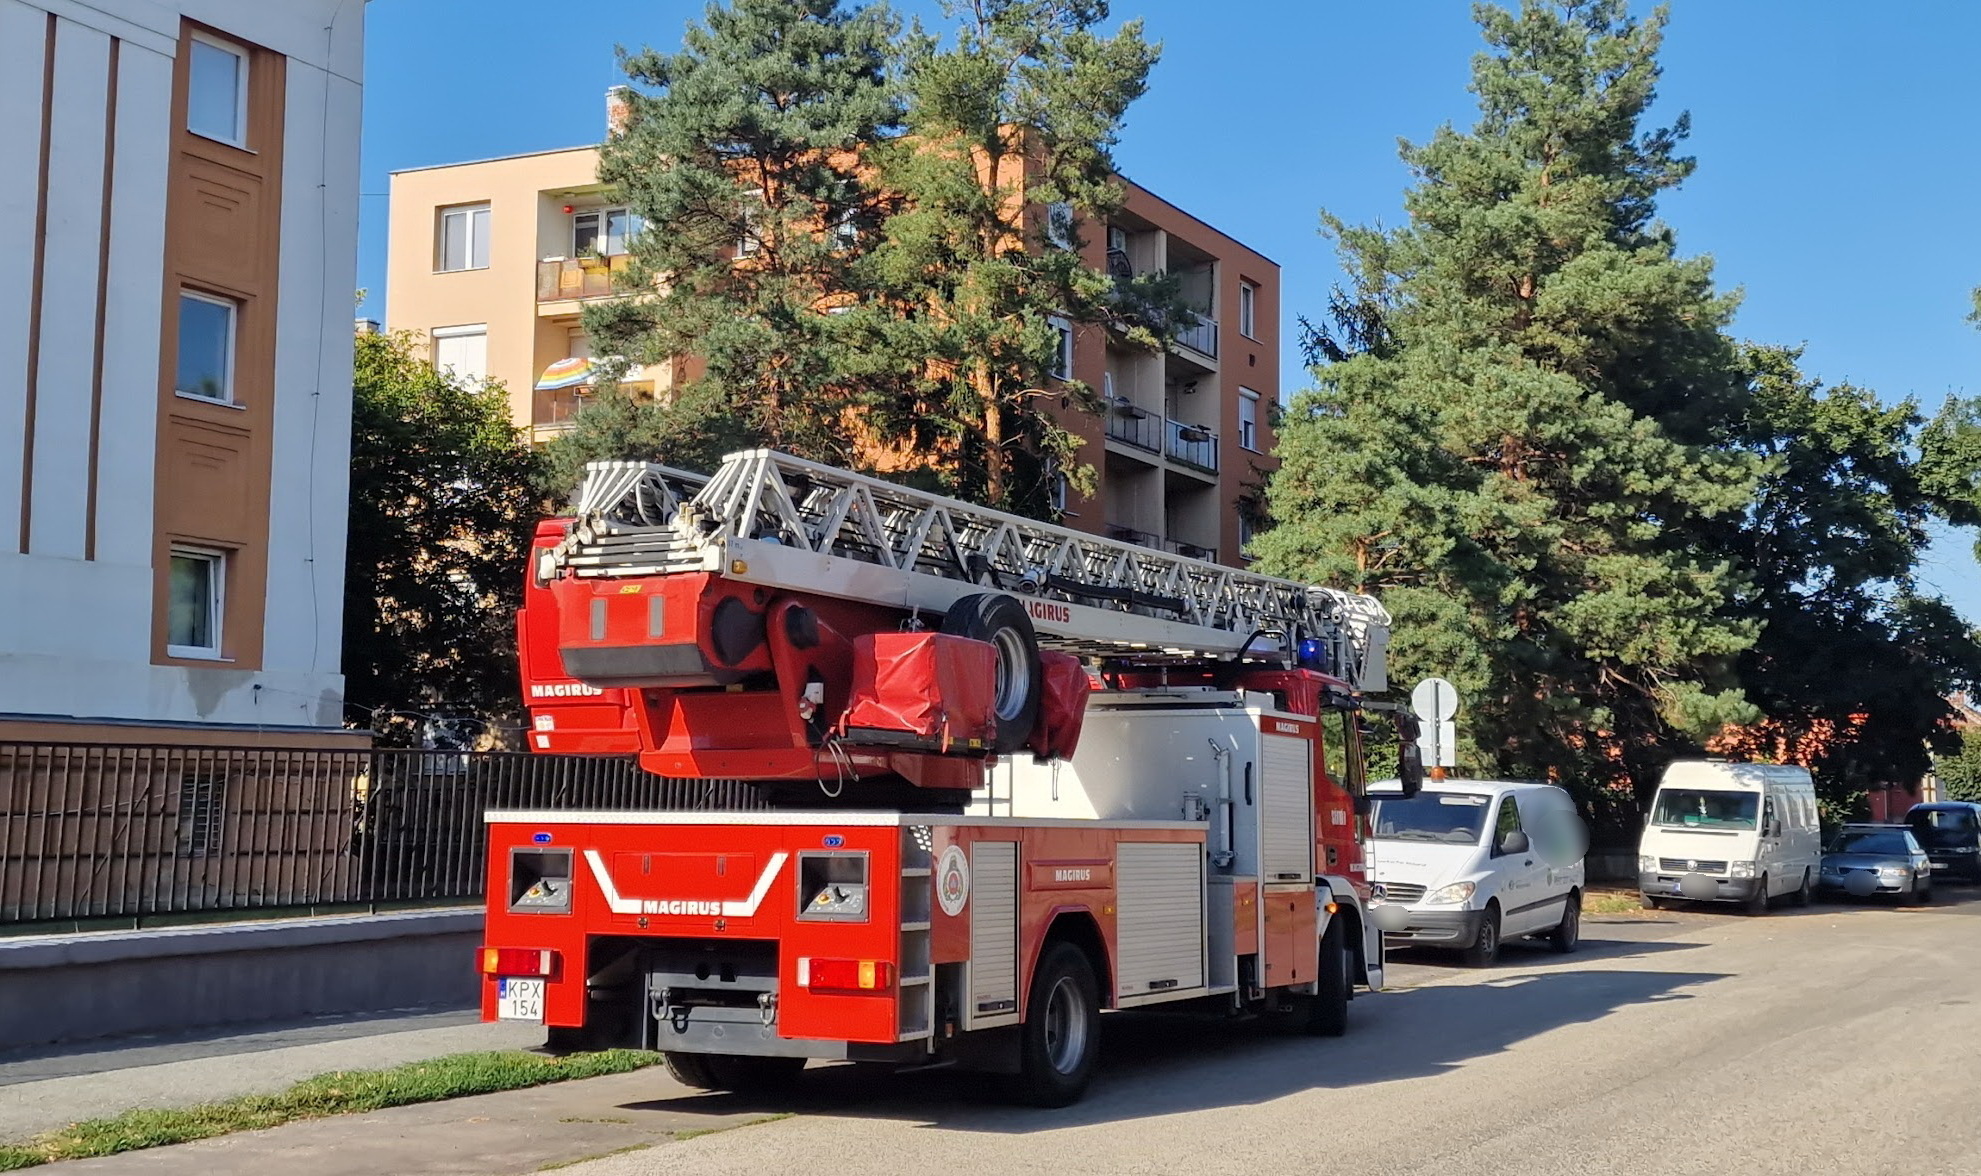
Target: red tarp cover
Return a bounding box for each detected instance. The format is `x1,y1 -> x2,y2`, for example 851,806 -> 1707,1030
1027,651 -> 1093,762
840,632 -> 998,749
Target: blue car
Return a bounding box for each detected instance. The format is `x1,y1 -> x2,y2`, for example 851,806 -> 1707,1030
1817,824 -> 1933,903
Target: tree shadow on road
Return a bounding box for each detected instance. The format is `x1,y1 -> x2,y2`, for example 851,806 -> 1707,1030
619,952 -> 1726,1135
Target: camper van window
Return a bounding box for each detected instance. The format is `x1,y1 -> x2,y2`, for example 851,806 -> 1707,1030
1652,789 -> 1759,830
1371,793 -> 1490,844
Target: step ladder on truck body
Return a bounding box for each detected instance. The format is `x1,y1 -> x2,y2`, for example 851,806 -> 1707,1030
490,448 -> 1424,1108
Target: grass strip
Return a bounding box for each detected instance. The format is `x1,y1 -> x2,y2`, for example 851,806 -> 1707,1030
0,1048 -> 660,1172
1584,887 -> 1649,915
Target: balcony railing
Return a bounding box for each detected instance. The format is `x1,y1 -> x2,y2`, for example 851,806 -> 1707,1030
1174,311 -> 1218,359
1165,419 -> 1219,474
1105,400 -> 1161,452
537,254 -> 632,302
1104,523 -> 1161,549
1165,538 -> 1216,562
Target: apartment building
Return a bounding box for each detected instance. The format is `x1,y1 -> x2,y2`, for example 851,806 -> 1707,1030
0,0 -> 365,745
385,100 -> 1277,567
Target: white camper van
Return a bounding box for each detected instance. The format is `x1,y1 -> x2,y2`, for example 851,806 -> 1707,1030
1366,780 -> 1586,967
1637,761 -> 1821,912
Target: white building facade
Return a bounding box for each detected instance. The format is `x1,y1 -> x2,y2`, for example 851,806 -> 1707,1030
0,0 -> 364,744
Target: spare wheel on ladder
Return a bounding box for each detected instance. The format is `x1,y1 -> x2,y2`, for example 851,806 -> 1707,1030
941,593 -> 1041,754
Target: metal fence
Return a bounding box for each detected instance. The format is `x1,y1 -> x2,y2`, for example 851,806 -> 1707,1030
0,742 -> 765,928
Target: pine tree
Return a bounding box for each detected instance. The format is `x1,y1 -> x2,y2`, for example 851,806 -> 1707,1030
1258,1 -> 1758,801
573,0 -> 910,471
871,0 -> 1176,513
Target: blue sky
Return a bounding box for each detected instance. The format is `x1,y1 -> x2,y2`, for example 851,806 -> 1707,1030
355,0 -> 1981,621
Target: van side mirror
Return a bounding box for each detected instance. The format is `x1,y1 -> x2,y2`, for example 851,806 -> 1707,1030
1497,829 -> 1529,857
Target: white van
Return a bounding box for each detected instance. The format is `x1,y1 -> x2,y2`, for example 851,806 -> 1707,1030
1365,780 -> 1586,967
1637,761 -> 1821,912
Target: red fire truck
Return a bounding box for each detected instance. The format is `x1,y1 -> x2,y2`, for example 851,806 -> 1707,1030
482,450 -> 1422,1106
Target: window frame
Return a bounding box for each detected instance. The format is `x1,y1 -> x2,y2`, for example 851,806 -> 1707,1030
175,289 -> 238,405
1048,316 -> 1074,381
736,190 -> 763,259
187,32 -> 250,148
573,205 -> 642,257
1238,280 -> 1259,340
431,323 -> 489,384
166,545 -> 227,660
1238,387 -> 1261,452
436,203 -> 492,272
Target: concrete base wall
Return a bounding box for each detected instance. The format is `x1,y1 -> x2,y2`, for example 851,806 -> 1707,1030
0,909 -> 482,1051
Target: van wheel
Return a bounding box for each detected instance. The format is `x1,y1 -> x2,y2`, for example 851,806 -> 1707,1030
1744,874 -> 1769,916
1301,914 -> 1351,1036
1005,940 -> 1100,1107
1550,891 -> 1581,954
1791,870 -> 1812,907
941,593 -> 1041,754
1461,904 -> 1501,968
1639,893 -> 1666,911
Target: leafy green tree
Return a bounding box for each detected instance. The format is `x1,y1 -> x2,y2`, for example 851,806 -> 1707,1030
1258,0 -> 1759,802
872,0 -> 1178,513
1710,345 -> 1981,796
577,0 -> 911,471
537,386 -> 754,500
344,331 -> 543,745
1937,725 -> 1981,803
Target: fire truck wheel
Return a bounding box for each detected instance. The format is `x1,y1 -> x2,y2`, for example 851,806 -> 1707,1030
662,1052 -> 805,1093
1302,914 -> 1351,1037
1008,940 -> 1101,1107
941,593 -> 1042,754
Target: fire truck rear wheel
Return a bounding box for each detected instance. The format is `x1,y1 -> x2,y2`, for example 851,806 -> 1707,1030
941,593 -> 1042,754
662,1052 -> 805,1094
1008,940 -> 1101,1107
1301,914 -> 1352,1037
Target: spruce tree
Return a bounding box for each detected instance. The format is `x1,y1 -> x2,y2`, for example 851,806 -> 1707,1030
1259,1 -> 1758,800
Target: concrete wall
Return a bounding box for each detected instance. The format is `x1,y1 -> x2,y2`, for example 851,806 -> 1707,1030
0,909 -> 481,1050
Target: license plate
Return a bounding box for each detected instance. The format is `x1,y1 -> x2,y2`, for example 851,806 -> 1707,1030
497,977 -> 544,1022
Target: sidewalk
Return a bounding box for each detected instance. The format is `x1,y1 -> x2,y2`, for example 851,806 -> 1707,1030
0,1007 -> 541,1141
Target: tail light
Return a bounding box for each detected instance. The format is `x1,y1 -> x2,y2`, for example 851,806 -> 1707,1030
797,956 -> 894,993
480,947 -> 557,976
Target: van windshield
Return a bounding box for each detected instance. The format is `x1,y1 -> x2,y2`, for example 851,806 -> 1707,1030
1651,788 -> 1758,830
1371,792 -> 1491,844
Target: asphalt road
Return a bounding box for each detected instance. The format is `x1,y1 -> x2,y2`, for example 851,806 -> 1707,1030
48,889 -> 1981,1175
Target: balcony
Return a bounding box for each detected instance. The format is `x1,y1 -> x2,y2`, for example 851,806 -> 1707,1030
1174,311 -> 1218,359
1105,523 -> 1160,550
537,255 -> 632,303
1165,419 -> 1219,474
1165,538 -> 1216,562
1105,399 -> 1161,452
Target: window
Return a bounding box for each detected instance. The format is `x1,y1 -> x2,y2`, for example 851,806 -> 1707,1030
1493,794 -> 1524,853
1238,513 -> 1259,557
1238,387 -> 1260,452
1048,316 -> 1073,381
175,291 -> 237,403
573,206 -> 642,257
175,772 -> 227,857
437,203 -> 491,271
1043,202 -> 1075,250
168,547 -> 225,658
432,325 -> 488,384
187,34 -> 248,146
737,191 -> 763,258
1046,460 -> 1069,515
830,209 -> 859,251
1238,280 -> 1258,339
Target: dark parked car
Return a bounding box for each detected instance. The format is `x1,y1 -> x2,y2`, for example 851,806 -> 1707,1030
1903,802 -> 1981,883
1817,824 -> 1933,903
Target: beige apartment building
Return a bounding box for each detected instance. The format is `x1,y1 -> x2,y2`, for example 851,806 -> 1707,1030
385,105 -> 1279,567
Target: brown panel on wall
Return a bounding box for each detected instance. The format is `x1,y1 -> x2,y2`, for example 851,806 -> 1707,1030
151,21 -> 284,671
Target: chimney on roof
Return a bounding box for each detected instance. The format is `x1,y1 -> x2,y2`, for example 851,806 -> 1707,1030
606,85 -> 632,138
